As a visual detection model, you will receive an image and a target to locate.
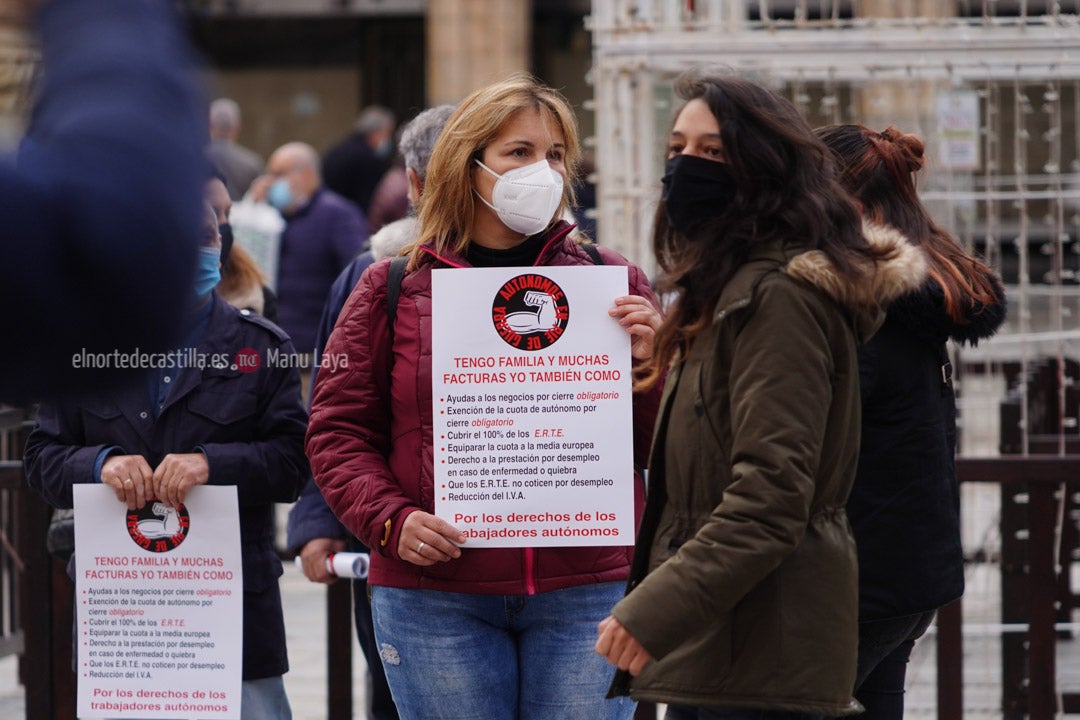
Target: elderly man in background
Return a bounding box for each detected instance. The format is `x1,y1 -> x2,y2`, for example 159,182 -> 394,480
260,142 -> 367,359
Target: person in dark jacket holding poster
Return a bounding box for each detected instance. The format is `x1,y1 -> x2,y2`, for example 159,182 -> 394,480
306,75 -> 663,720
23,203 -> 309,720
816,124 -> 1006,720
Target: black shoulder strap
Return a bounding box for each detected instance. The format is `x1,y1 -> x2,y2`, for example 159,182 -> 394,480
938,342 -> 953,396
581,242 -> 604,265
387,256 -> 408,337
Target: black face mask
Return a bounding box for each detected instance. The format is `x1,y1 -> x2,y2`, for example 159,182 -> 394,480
661,154 -> 738,234
219,223 -> 234,264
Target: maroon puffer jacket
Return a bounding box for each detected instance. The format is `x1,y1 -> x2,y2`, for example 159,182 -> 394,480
306,222 -> 663,594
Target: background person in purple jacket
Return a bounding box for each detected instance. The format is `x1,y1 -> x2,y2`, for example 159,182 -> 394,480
259,142 -> 368,357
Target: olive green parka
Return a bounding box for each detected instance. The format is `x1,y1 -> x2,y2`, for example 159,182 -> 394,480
610,223 -> 927,715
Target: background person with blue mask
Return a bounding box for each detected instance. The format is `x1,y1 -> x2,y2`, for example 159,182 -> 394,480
253,142 -> 367,361
24,201 -> 310,720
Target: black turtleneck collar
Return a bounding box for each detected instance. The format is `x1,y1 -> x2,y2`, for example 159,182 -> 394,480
466,233 -> 547,268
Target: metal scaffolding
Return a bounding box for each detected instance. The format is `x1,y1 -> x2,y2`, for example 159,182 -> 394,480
588,0 -> 1080,449
589,1 -> 1080,265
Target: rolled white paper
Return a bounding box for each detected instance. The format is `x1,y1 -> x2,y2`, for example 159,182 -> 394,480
293,551 -> 370,579
327,552 -> 370,579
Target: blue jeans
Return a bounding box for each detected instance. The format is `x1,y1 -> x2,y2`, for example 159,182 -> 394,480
370,582 -> 635,720
240,675 -> 292,720
353,576 -> 399,720
667,707 -> 823,720
850,610 -> 937,720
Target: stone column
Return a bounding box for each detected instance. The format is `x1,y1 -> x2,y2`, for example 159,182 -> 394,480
426,0 -> 532,105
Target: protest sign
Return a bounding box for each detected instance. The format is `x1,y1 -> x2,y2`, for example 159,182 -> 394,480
74,485 -> 242,719
432,266 -> 635,547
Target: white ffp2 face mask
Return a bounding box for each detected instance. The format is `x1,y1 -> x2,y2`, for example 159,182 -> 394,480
474,158 -> 564,236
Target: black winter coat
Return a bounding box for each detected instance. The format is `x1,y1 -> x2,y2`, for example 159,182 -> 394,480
23,295 -> 310,679
851,274 -> 1006,621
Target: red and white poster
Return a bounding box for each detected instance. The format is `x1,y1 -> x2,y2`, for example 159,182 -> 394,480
431,265 -> 635,547
73,484 -> 243,719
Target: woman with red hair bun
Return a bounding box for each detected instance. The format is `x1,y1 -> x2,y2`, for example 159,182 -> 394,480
816,123 -> 1007,720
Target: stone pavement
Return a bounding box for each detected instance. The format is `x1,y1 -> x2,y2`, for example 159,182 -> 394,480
279,563 -> 369,720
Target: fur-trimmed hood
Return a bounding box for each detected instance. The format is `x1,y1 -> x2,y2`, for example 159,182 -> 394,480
370,215 -> 419,261
785,220 -> 1005,347
786,221 -> 927,312
712,222 -> 926,343
783,221 -> 928,342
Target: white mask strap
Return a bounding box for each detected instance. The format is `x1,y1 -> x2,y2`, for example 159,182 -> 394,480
473,187 -> 498,213
473,159 -> 502,213
474,159 -> 500,179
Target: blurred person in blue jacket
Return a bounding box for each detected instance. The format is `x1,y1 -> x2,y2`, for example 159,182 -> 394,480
323,105 -> 396,215
3,0 -> 205,404
286,103 -> 454,720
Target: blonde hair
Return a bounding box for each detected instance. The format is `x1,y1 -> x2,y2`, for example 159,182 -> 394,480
408,74 -> 580,268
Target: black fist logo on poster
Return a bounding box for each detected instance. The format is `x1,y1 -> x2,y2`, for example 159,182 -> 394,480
127,501 -> 190,553
492,274 -> 570,351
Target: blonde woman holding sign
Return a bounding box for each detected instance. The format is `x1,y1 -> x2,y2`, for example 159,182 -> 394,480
306,75 -> 662,719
